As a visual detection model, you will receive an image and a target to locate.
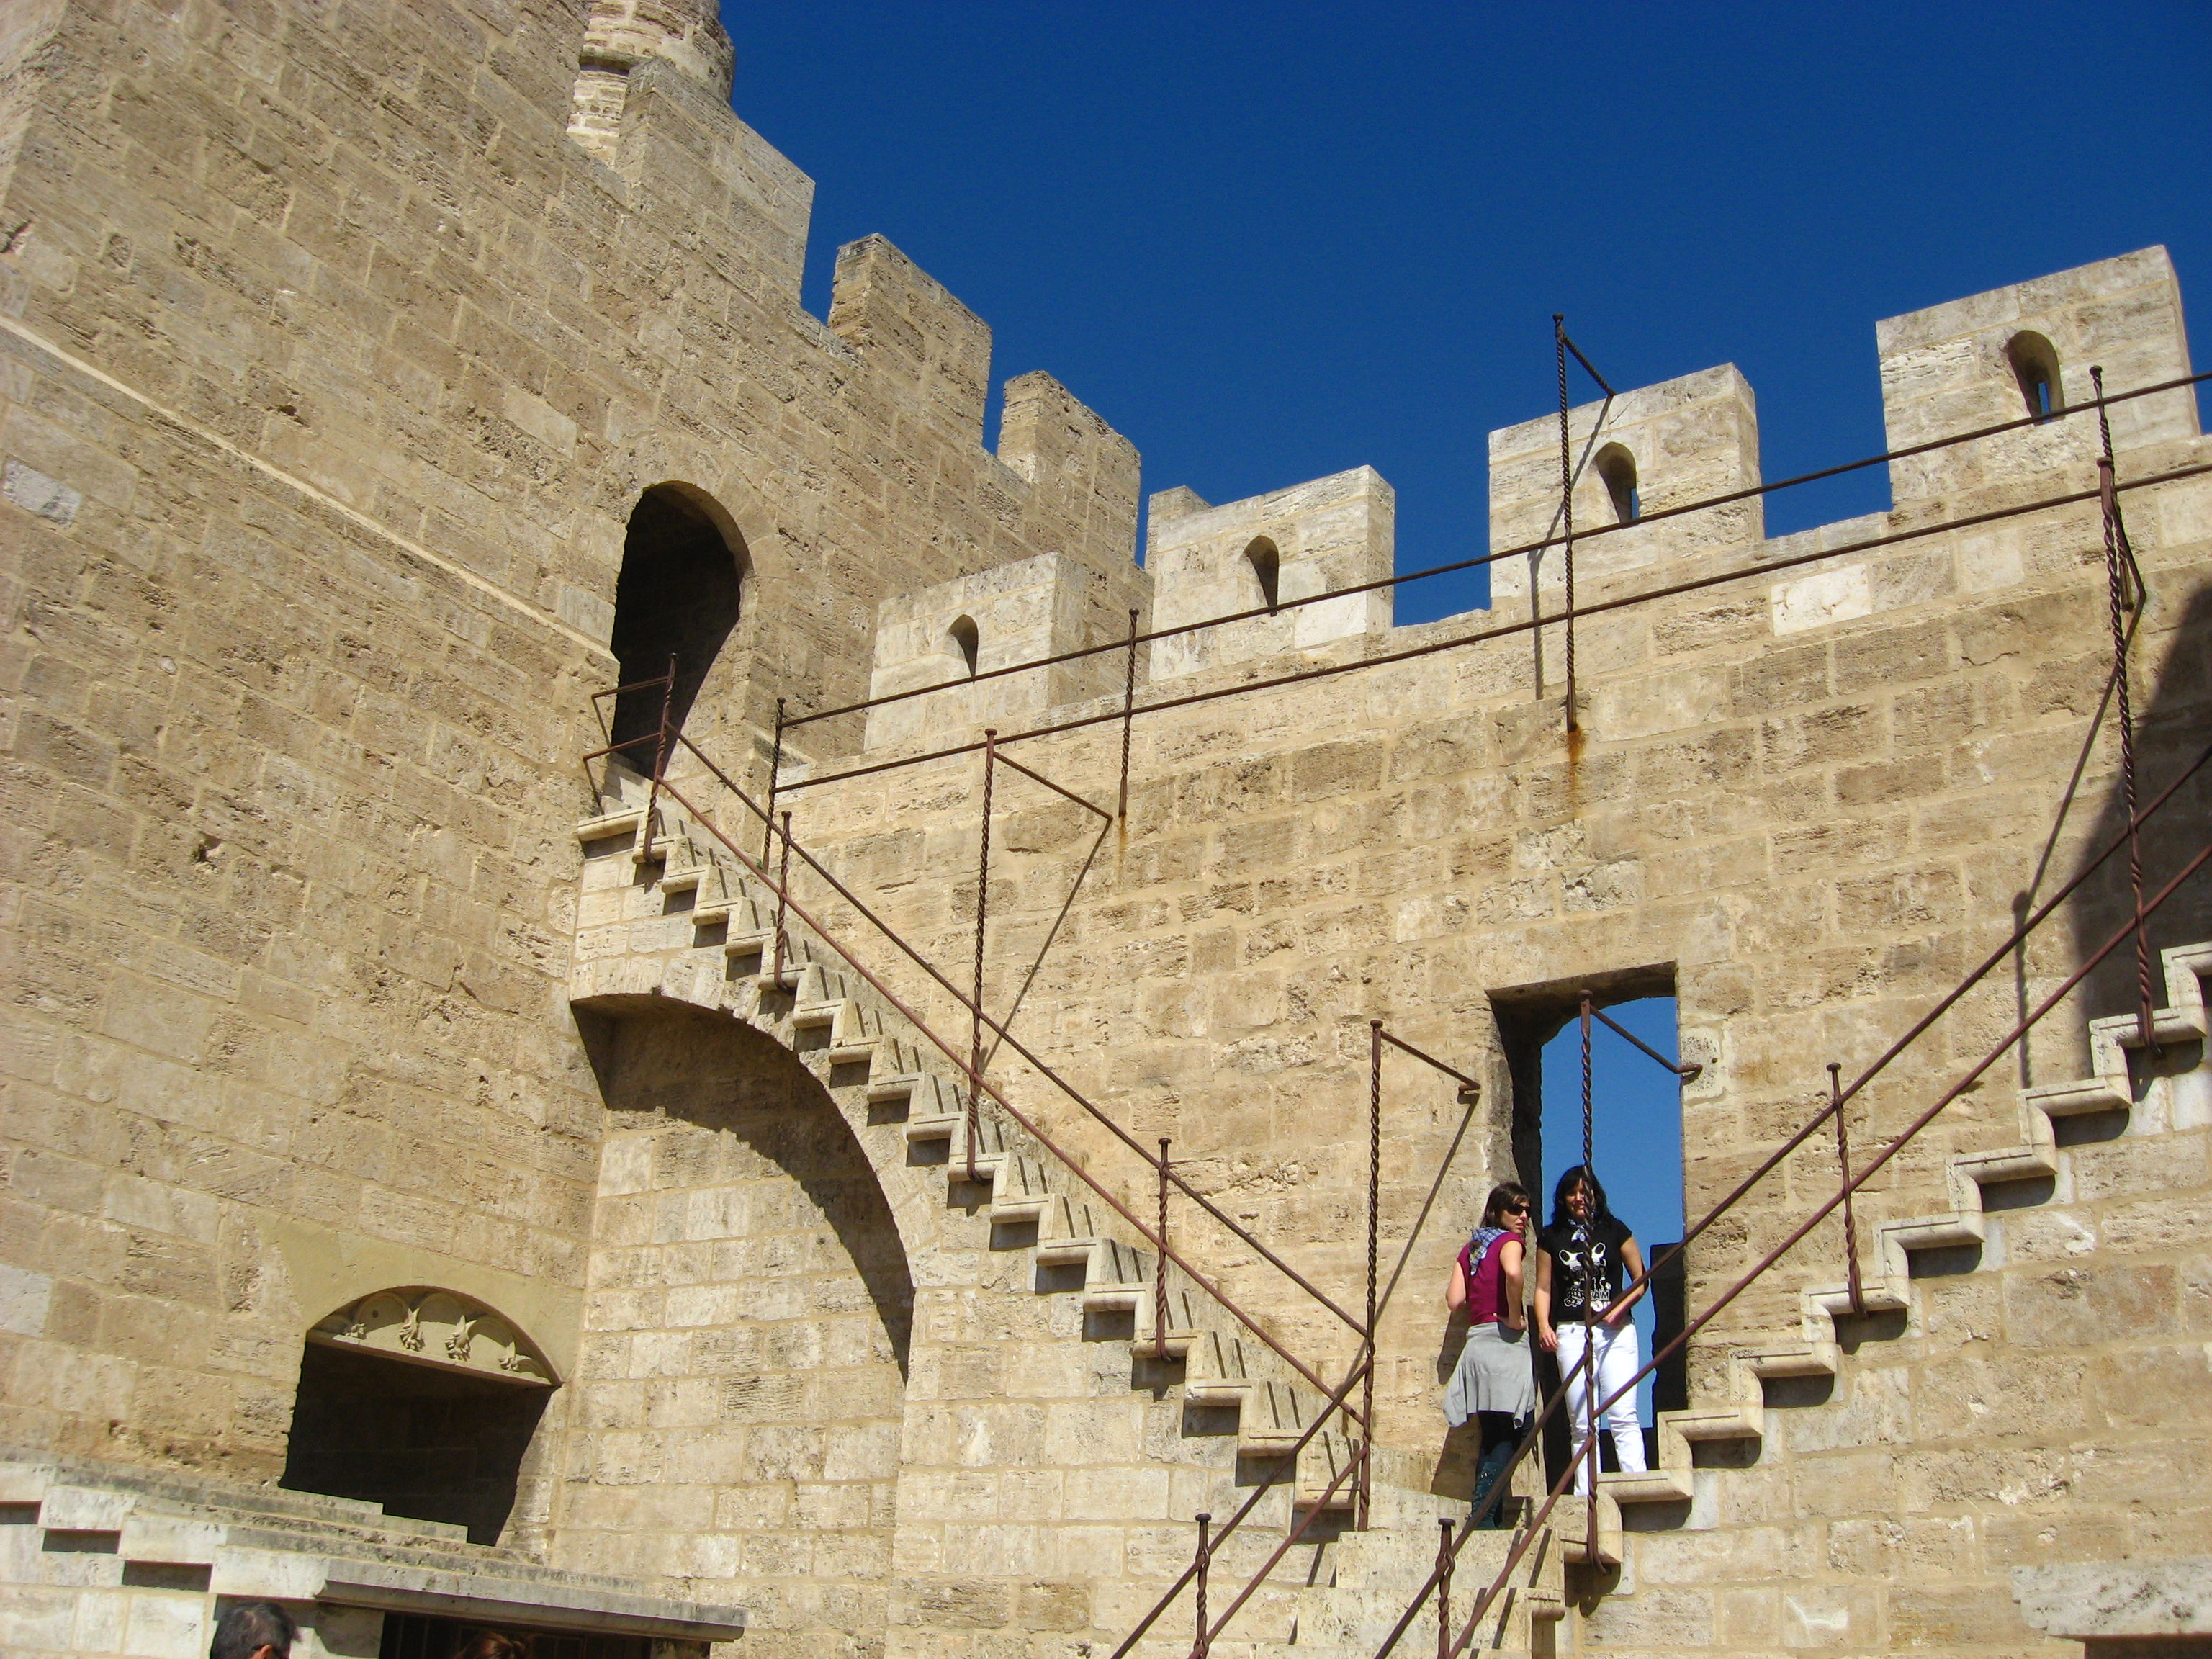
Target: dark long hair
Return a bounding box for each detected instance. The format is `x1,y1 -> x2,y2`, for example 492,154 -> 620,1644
1480,1182 -> 1530,1230
1550,1164 -> 1612,1227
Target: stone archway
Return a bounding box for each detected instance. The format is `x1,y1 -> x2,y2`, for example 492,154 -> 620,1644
608,481 -> 747,762
559,996 -> 915,1655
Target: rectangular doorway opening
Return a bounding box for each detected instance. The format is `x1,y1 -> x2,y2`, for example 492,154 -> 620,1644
1491,967 -> 1689,1488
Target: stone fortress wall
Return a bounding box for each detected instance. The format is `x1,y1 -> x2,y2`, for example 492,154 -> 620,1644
1,2 -> 2208,1658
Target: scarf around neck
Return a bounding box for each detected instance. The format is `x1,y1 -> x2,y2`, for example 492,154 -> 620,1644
1466,1224 -> 1508,1277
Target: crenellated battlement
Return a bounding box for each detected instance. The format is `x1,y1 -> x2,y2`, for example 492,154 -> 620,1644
855,248 -> 2199,748
1877,245 -> 2198,503
1488,363 -> 1763,604
829,235 -> 997,447
1147,466 -> 1396,681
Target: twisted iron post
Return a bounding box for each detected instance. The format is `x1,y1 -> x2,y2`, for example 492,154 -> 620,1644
2091,365 -> 2157,1051
1363,1017 -> 1382,1529
762,695 -> 785,866
1190,1512 -> 1212,1659
1556,315 -> 1578,732
1118,607 -> 1138,824
1156,1137 -> 1172,1361
770,810 -> 791,988
1435,1516 -> 1454,1659
1579,991 -> 1597,1540
966,729 -> 997,1184
1831,1062 -> 1865,1313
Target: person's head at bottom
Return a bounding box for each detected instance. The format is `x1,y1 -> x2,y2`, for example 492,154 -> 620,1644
457,1632 -> 529,1659
210,1601 -> 297,1659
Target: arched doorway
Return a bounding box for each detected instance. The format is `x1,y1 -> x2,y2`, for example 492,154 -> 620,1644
280,1290 -> 557,1545
608,484 -> 745,763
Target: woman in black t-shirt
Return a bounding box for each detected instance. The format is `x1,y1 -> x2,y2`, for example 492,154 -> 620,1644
1533,1165 -> 1649,1493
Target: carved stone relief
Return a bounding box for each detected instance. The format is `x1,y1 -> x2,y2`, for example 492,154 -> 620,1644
308,1288 -> 555,1385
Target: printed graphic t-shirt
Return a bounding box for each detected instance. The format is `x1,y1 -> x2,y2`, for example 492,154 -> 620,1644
1538,1214 -> 1632,1322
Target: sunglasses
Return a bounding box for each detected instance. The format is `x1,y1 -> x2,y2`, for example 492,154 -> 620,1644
1501,1202 -> 1530,1215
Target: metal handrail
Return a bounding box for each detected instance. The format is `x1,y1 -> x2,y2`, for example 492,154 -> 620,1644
1367,793 -> 2212,1658
781,367 -> 2212,733
1104,1352 -> 1375,1659
643,772 -> 1354,1408
657,729 -> 1371,1341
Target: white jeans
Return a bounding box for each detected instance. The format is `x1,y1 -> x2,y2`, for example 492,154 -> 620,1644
1557,1320 -> 1646,1493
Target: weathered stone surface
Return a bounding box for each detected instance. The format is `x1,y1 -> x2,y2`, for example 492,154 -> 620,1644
2015,1557 -> 2212,1637
3,4 -> 2210,1657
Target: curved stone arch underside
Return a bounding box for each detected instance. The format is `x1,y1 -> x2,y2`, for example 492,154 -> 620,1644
572,981 -> 955,1280
590,441 -> 783,626
309,1285 -> 558,1385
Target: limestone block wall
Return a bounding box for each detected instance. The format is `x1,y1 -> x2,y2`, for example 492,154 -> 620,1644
1488,365 -> 1764,606
0,0 -> 1148,1526
1147,466 -> 1396,680
561,999 -> 911,1659
774,253 -> 2212,1473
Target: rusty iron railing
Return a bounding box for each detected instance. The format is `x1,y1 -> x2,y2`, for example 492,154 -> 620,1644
1388,823 -> 2212,1659
570,360 -> 2212,1656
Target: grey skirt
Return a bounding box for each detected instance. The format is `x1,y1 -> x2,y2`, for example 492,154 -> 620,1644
1443,1321 -> 1536,1426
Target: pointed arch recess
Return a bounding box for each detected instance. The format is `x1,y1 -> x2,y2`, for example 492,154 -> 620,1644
609,482 -> 748,756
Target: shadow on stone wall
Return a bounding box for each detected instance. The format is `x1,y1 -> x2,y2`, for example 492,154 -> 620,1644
2038,577 -> 2212,1082
577,999 -> 915,1377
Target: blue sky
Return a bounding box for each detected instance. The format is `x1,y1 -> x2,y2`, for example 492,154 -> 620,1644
725,4 -> 2203,1414
728,3 -> 2210,621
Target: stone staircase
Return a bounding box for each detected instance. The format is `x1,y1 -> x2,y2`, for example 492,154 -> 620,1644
1291,1518 -> 1568,1656
1598,940 -> 2212,1514
569,763 -> 1587,1648
0,1450 -> 746,1640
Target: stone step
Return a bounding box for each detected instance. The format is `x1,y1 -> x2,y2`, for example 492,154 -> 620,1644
1604,940 -> 2212,1514
575,779 -> 1519,1534
572,805 -> 644,844
3,1461 -> 489,1552
8,1452 -> 745,1637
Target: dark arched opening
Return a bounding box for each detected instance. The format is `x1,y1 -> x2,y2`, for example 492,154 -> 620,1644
280,1291 -> 555,1546
2006,331 -> 2064,423
1245,536 -> 1281,613
1595,444 -> 1640,523
948,613 -> 980,678
608,484 -> 744,762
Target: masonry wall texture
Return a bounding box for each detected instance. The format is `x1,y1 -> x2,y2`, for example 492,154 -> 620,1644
3,4 -> 2211,1659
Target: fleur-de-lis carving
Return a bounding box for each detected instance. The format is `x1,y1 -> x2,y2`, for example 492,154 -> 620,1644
397,1301 -> 424,1352
446,1310 -> 477,1363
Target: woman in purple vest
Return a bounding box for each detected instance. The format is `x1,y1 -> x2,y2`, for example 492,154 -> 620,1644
1443,1181 -> 1535,1526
